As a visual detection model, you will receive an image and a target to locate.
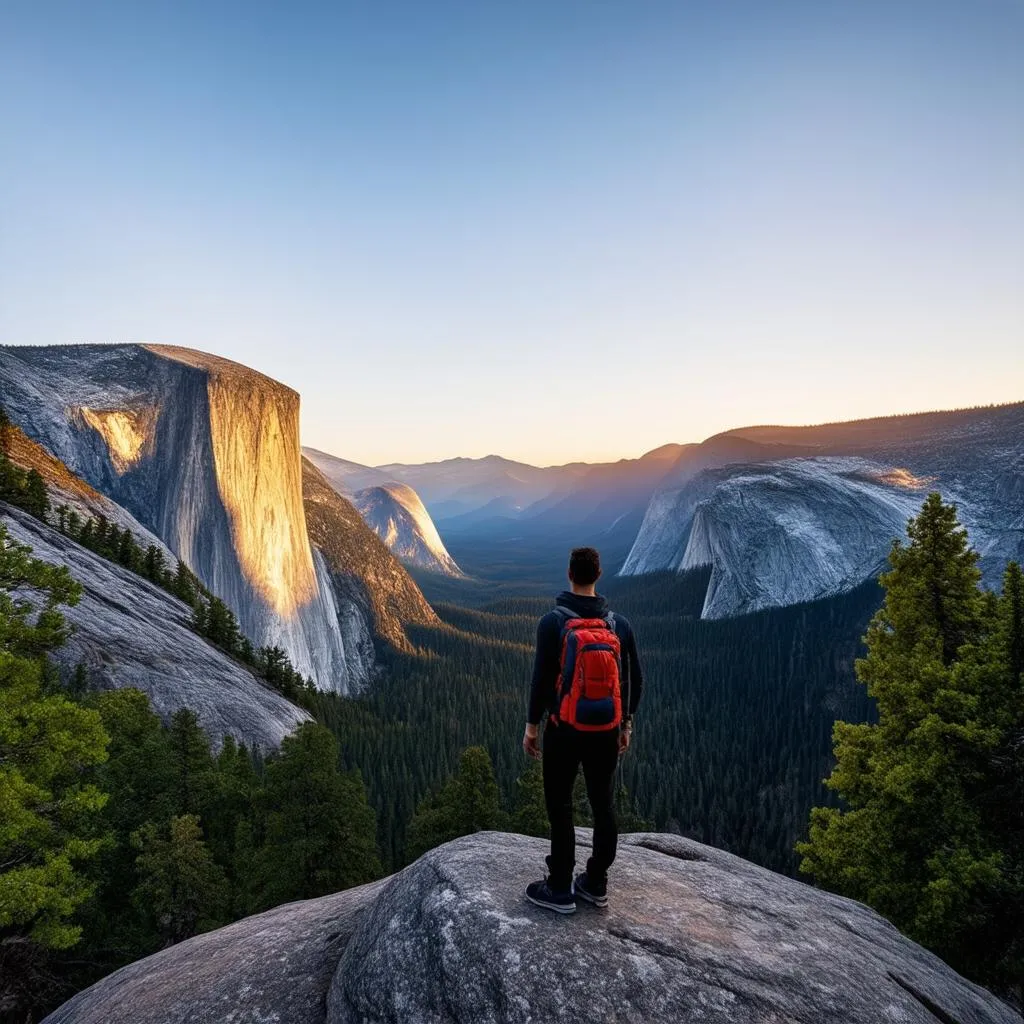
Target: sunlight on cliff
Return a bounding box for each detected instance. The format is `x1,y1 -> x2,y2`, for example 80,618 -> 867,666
142,344 -> 321,620
80,407 -> 153,473
871,467 -> 936,490
203,373 -> 318,618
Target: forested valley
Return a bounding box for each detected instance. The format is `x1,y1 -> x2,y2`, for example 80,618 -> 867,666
316,568 -> 881,873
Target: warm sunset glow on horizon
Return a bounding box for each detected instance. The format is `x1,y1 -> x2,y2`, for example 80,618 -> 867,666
3,1 -> 1021,467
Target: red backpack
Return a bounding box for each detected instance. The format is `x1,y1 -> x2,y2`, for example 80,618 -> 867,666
552,607 -> 623,731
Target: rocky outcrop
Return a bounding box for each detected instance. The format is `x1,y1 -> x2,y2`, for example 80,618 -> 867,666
1,502 -> 310,749
44,832 -> 1020,1024
42,880 -> 388,1024
0,344 -> 433,691
622,404 -> 1024,617
302,459 -> 438,656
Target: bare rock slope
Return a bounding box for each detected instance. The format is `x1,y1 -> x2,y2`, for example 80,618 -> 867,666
44,832 -> 1019,1024
2,502 -> 309,749
3,421 -> 175,560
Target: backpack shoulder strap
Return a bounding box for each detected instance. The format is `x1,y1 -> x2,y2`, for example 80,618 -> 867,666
553,605 -> 579,622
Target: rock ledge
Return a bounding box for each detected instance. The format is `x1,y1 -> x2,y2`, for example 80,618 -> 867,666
45,832 -> 1021,1024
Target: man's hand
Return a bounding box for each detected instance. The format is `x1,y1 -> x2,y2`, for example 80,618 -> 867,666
523,723 -> 541,760
618,721 -> 632,755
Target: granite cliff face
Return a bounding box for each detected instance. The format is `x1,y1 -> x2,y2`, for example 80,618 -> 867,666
353,482 -> 464,577
623,404 -> 1024,618
42,832 -> 1019,1024
0,344 -> 431,691
2,503 -> 309,748
656,457 -> 951,619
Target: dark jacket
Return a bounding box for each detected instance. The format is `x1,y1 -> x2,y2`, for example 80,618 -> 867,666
527,590 -> 644,726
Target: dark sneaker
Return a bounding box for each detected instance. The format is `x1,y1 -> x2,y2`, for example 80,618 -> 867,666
526,879 -> 576,914
574,872 -> 608,908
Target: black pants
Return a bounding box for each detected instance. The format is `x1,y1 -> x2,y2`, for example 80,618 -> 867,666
543,720 -> 619,890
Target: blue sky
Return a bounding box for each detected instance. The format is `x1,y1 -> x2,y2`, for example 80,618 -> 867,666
2,1 -> 1022,466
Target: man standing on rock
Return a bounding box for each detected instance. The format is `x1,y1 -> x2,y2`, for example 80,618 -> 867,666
523,546 -> 644,913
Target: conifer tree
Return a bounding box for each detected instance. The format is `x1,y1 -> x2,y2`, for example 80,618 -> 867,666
0,525 -> 81,657
167,709 -> 216,820
116,528 -> 137,570
143,544 -> 165,583
986,563 -> 1024,990
258,645 -> 290,683
614,783 -> 654,832
94,515 -> 109,551
798,495 -> 1017,988
405,746 -> 504,860
251,723 -> 381,909
172,560 -> 200,605
998,561 -> 1024,690
0,654 -> 109,949
205,597 -> 241,652
91,689 -> 176,844
205,735 -> 259,889
0,530 -> 108,1010
23,468 -> 49,520
190,600 -> 208,635
131,814 -> 229,945
73,688 -> 177,960
512,760 -> 548,838
238,635 -> 255,664
69,662 -> 90,697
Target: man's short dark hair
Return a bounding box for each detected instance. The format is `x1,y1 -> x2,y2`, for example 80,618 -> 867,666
569,547 -> 601,586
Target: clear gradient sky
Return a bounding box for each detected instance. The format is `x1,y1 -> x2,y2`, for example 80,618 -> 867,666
2,1 -> 1022,466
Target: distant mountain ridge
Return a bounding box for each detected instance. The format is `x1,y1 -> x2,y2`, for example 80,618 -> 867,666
302,447 -> 394,493
363,449 -> 690,555
328,403 -> 1022,619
